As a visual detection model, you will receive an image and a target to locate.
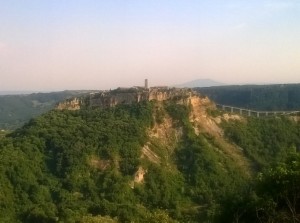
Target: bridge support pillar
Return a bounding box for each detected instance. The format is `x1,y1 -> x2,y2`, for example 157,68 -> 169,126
257,112 -> 259,118
248,110 -> 251,116
240,109 -> 242,115
231,107 -> 233,113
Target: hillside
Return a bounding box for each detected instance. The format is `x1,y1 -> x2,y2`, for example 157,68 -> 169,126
196,84 -> 300,111
0,91 -> 94,130
0,90 -> 299,222
2,83 -> 300,130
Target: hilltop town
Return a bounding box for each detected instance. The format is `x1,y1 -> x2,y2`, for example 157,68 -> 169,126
56,79 -> 197,110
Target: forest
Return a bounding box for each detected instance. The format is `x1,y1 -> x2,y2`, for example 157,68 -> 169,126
197,84 -> 300,111
0,91 -> 92,130
0,98 -> 299,222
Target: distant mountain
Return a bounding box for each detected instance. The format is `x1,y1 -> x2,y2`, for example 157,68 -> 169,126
0,91 -> 39,95
175,79 -> 224,88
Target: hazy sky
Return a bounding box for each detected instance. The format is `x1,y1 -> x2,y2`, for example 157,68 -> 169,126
0,0 -> 300,90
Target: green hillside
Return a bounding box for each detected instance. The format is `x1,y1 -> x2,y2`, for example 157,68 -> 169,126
2,84 -> 300,130
196,84 -> 300,111
0,96 -> 299,222
0,91 -> 93,130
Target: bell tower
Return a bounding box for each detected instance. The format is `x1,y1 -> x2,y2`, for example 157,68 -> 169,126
145,79 -> 148,89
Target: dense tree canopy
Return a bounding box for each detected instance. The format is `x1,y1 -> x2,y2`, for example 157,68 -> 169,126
0,99 -> 299,222
197,84 -> 300,111
0,91 -> 92,130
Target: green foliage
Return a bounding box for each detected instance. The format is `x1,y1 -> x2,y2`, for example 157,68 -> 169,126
144,210 -> 179,223
138,164 -> 185,209
0,130 -> 10,139
219,153 -> 300,223
1,97 -> 299,222
0,102 -> 154,222
197,84 -> 300,111
255,153 -> 300,222
0,91 -> 91,130
165,101 -> 191,126
166,101 -> 248,222
223,116 -> 300,168
80,215 -> 118,223
206,108 -> 224,117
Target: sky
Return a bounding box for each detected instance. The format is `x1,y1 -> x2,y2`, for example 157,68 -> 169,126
0,0 -> 300,91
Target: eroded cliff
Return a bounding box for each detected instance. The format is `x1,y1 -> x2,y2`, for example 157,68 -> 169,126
56,87 -> 196,110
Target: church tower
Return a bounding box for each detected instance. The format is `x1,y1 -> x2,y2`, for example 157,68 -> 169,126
145,79 -> 148,89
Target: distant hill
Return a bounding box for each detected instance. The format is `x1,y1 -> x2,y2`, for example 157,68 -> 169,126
196,84 -> 300,110
175,78 -> 224,88
0,91 -> 40,95
0,90 -> 94,130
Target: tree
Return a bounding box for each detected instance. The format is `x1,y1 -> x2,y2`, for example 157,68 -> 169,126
256,153 -> 300,222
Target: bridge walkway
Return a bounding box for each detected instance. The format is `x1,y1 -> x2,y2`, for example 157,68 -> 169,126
216,104 -> 300,117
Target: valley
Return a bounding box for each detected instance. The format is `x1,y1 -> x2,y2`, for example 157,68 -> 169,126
0,87 -> 299,222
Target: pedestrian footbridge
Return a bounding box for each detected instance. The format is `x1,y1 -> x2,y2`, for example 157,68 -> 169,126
216,104 -> 300,117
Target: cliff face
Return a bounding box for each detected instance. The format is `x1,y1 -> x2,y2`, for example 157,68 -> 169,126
56,97 -> 82,110
89,91 -> 147,108
57,87 -> 196,110
148,88 -> 193,101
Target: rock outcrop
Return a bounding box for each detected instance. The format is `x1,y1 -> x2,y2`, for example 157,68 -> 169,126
57,87 -> 197,110
56,97 -> 82,110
